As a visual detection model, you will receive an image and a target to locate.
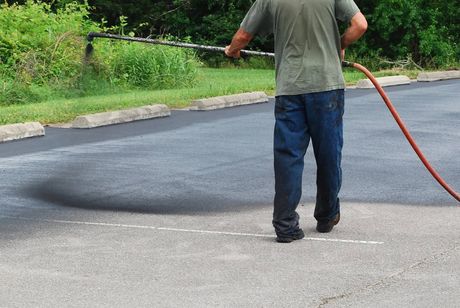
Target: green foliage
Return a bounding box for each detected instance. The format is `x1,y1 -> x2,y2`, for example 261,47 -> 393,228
5,0 -> 458,68
81,0 -> 458,68
352,0 -> 459,68
205,55 -> 274,69
87,40 -> 198,90
114,43 -> 197,89
0,0 -> 96,84
0,0 -> 99,105
1,0 -> 458,107
0,0 -> 199,106
418,25 -> 457,67
83,0 -> 274,65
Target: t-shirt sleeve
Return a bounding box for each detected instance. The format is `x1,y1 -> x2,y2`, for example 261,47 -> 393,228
240,0 -> 273,36
335,0 -> 360,23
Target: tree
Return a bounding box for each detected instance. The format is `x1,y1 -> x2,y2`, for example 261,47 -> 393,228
6,0 -> 459,67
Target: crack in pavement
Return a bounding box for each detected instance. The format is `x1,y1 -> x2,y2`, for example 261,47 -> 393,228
315,243 -> 459,308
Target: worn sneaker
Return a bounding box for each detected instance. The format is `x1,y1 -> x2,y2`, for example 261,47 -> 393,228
316,213 -> 340,233
276,229 -> 305,243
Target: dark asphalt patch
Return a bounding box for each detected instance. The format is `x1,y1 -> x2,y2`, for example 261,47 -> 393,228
21,164 -> 265,215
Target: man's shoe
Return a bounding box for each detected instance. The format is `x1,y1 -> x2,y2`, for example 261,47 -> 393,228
276,229 -> 305,243
316,213 -> 340,233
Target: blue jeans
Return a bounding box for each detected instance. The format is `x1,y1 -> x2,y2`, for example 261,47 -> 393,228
273,90 -> 344,237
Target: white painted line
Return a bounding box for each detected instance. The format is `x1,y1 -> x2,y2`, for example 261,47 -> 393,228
303,237 -> 383,245
157,226 -> 274,238
0,215 -> 384,245
156,227 -> 384,245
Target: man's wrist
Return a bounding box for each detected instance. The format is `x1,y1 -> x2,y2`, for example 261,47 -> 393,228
226,28 -> 253,58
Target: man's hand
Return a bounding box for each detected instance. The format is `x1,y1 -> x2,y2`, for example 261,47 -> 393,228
225,45 -> 241,58
225,28 -> 253,59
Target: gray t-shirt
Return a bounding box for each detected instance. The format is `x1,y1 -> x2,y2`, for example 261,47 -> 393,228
240,0 -> 360,96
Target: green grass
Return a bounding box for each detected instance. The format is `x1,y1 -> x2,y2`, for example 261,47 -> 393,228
0,67 -> 421,125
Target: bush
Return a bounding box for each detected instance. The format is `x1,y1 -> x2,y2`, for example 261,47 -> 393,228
0,1 -> 96,84
351,0 -> 459,68
82,0 -> 459,69
0,0 -> 199,106
108,42 -> 198,89
79,38 -> 199,96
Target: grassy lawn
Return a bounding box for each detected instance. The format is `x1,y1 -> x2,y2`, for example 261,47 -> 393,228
0,67 -> 421,125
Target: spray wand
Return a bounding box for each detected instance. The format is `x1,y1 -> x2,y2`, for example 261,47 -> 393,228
85,32 -> 459,202
86,32 -> 274,58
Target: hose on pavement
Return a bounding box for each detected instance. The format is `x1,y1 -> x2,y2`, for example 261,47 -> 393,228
342,61 -> 459,202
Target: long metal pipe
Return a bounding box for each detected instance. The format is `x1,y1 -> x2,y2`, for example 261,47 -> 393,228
87,32 -> 275,57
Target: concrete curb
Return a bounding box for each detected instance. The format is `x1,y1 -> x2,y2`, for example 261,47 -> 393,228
0,122 -> 45,143
356,75 -> 411,89
417,71 -> 460,82
71,104 -> 171,129
190,92 -> 268,111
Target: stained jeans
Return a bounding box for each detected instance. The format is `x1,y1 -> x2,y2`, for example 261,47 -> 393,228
273,90 -> 344,237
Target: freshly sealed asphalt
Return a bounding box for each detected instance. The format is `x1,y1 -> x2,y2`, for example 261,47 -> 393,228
0,80 -> 459,307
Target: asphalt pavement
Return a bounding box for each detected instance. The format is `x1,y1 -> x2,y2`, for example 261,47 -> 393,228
0,80 -> 459,307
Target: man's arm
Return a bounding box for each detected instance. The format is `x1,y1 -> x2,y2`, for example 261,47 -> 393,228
341,12 -> 368,60
225,28 -> 254,58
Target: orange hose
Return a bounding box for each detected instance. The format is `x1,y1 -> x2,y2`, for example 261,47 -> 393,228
346,62 -> 459,202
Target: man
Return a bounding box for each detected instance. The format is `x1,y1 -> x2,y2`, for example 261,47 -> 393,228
225,0 -> 367,242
